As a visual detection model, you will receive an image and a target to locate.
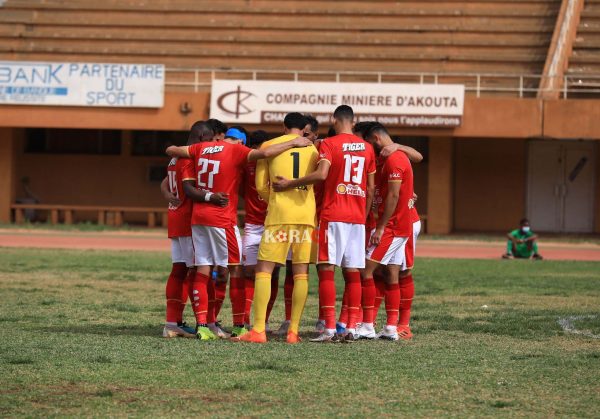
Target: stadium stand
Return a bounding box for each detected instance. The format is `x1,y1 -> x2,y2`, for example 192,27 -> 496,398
567,0 -> 600,94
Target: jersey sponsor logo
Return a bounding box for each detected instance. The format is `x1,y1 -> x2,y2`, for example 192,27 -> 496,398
390,173 -> 402,179
202,145 -> 224,155
342,143 -> 366,152
336,183 -> 366,197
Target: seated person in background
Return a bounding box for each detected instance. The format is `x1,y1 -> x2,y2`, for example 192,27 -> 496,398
502,218 -> 543,260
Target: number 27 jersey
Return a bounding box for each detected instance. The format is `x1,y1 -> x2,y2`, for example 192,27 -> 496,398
318,133 -> 376,224
186,141 -> 251,228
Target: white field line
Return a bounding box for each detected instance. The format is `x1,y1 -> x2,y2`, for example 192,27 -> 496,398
557,315 -> 600,339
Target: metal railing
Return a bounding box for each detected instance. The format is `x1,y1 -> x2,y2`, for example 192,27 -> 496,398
164,68 -> 600,98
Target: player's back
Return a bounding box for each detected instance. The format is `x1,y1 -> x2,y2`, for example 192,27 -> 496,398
318,133 -> 376,224
188,140 -> 250,227
257,134 -> 318,226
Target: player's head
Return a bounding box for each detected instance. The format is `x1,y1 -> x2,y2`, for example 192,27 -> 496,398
283,112 -> 309,134
333,105 -> 354,134
365,122 -> 392,152
224,126 -> 247,145
247,130 -> 269,149
303,114 -> 319,142
352,121 -> 377,140
208,118 -> 228,140
188,120 -> 214,145
520,218 -> 530,231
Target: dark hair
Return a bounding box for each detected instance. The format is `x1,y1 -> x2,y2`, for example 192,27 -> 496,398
520,218 -> 530,225
353,121 -> 378,138
333,105 -> 354,122
188,120 -> 214,144
365,122 -> 389,139
248,130 -> 269,148
304,114 -> 319,132
284,112 -> 309,130
326,126 -> 336,138
207,118 -> 228,135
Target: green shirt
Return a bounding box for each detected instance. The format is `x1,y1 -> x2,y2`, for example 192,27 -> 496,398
509,229 -> 534,241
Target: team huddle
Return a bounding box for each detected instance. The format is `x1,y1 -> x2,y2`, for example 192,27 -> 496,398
161,105 -> 423,343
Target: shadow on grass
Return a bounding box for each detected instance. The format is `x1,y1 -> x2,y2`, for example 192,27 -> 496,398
34,324 -> 159,338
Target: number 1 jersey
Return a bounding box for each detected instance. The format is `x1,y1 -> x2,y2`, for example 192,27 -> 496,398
186,141 -> 251,228
318,133 -> 376,224
256,134 -> 318,227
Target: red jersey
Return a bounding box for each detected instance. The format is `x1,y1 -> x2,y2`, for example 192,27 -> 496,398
318,133 -> 376,224
410,206 -> 420,223
375,151 -> 414,237
313,139 -> 324,219
167,157 -> 193,238
187,141 -> 251,228
243,161 -> 267,225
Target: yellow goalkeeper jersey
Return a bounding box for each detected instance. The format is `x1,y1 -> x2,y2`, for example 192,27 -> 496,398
256,134 -> 318,227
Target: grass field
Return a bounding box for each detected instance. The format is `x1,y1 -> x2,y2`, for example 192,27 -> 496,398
1,248 -> 599,417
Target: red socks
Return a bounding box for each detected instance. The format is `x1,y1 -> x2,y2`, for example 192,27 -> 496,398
191,272 -> 210,324
361,277 -> 376,324
318,270 -> 336,330
165,263 -> 187,323
178,268 -> 194,323
399,274 -> 415,326
343,271 -> 362,329
338,290 -> 349,325
373,278 -> 386,322
229,277 -> 246,326
244,277 -> 255,325
385,283 -> 400,326
206,278 -> 216,324
265,273 -> 279,323
284,272 -> 294,321
213,281 -> 226,320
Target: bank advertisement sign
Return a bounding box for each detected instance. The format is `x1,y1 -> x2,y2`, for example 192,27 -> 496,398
0,61 -> 164,108
210,79 -> 464,128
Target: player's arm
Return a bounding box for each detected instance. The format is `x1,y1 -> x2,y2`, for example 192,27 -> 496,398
380,144 -> 423,163
160,177 -> 181,207
371,181 -> 401,245
166,145 -> 190,158
524,234 -> 538,242
272,160 -> 330,191
247,137 -> 312,162
365,172 -> 375,222
182,180 -> 229,207
255,158 -> 270,201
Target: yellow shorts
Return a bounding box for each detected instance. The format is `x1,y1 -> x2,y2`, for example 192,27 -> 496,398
258,224 -> 315,265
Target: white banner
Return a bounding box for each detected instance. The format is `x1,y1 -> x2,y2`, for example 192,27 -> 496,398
0,61 -> 164,108
210,79 -> 464,128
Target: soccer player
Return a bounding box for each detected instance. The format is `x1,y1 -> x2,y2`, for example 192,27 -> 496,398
166,124 -> 311,340
502,218 -> 543,260
273,105 -> 376,342
362,123 -> 415,341
235,112 -> 319,344
161,121 -> 228,338
241,130 -> 282,330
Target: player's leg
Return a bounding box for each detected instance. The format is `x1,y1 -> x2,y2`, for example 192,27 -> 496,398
242,223 -> 263,328
359,259 -> 380,341
266,267 -> 281,332
178,236 -> 197,334
339,223 -> 365,338
226,226 -> 247,337
398,269 -> 414,340
372,267 -> 387,324
213,267 -> 228,320
311,221 -> 337,341
163,238 -> 194,338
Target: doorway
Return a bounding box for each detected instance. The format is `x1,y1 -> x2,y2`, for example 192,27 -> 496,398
527,140 -> 596,233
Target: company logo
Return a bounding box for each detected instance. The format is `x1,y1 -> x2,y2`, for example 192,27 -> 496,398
390,173 -> 402,179
217,85 -> 255,118
336,183 -> 365,197
263,228 -> 312,244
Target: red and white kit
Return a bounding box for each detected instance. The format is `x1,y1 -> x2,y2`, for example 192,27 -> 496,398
317,133 -> 376,269
366,151 -> 414,269
242,160 -> 268,266
186,141 -> 250,267
167,157 -> 194,267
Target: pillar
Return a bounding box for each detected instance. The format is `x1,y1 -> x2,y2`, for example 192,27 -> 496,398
427,137 -> 454,234
0,128 -> 17,223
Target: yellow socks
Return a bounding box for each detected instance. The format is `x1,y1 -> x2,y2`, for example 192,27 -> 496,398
289,274 -> 309,335
252,272 -> 271,333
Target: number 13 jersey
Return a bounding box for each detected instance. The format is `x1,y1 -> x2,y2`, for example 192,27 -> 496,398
318,133 -> 376,224
256,134 -> 318,227
186,141 -> 251,228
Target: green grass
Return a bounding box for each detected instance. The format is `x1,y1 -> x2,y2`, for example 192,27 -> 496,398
1,248 -> 599,417
0,221 -> 156,233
